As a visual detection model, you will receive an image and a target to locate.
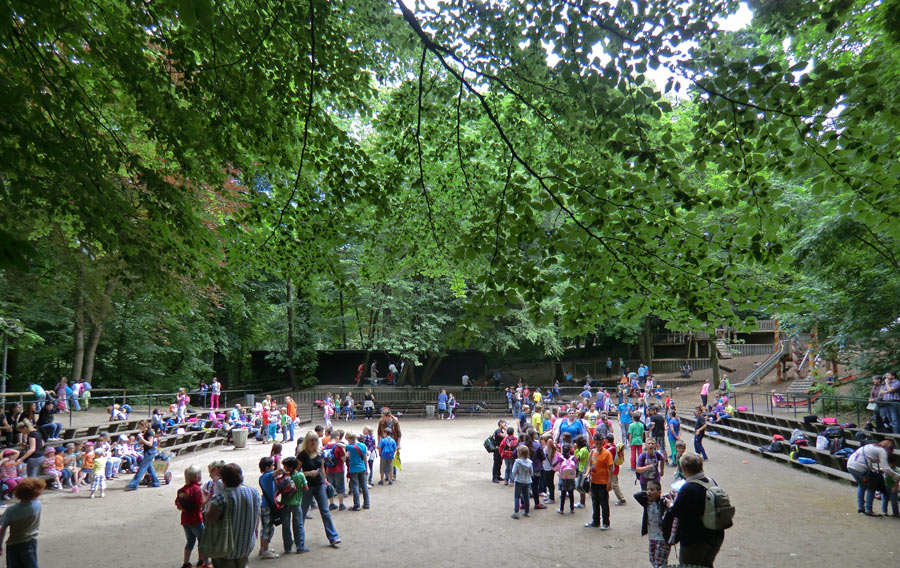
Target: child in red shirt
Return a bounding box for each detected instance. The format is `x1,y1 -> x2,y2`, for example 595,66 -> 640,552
175,465 -> 207,568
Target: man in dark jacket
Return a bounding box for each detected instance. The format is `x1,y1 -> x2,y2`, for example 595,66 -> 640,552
662,452 -> 725,567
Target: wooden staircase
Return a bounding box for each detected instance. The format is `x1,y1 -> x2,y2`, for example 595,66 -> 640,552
714,339 -> 733,359
786,378 -> 815,394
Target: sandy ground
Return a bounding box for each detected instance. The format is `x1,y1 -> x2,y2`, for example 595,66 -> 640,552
30,415 -> 895,568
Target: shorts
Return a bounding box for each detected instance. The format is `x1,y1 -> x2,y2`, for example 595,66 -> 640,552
325,472 -> 345,495
183,523 -> 204,550
260,507 -> 275,542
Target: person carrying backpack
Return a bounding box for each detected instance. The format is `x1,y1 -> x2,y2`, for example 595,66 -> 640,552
662,452 -> 731,567
556,444 -> 578,514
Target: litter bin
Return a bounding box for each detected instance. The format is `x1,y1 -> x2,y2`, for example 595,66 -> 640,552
232,428 -> 249,449
425,405 -> 435,418
244,393 -> 255,407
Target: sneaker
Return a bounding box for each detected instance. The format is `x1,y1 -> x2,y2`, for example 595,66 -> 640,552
599,524 -> 610,530
260,550 -> 279,559
615,500 -> 627,506
523,512 -> 530,517
511,513 -> 520,519
585,522 -> 599,527
305,513 -> 313,519
363,505 -> 370,509
329,538 -> 342,547
329,504 -> 338,510
181,563 -> 193,568
388,481 -> 393,485
574,503 -> 584,509
296,547 -> 310,553
378,481 -> 384,485
90,494 -> 95,499
100,492 -> 105,498
339,504 -> 346,511
348,506 -> 360,511
534,503 -> 547,509
557,509 -> 563,514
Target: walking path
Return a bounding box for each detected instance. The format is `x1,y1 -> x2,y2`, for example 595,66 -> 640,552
34,417 -> 890,567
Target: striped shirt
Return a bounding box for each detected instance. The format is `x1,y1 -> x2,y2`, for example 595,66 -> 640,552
209,484 -> 260,559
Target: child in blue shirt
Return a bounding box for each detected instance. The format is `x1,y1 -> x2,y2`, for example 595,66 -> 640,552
377,430 -> 397,486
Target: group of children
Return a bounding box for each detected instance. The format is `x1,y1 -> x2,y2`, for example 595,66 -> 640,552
174,422 -> 401,567
493,392 -> 691,568
0,432 -> 156,500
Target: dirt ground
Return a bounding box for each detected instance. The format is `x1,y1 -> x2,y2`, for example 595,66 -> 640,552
31,415 -> 895,568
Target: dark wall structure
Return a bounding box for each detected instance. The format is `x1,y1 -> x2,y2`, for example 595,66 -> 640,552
252,349 -> 488,387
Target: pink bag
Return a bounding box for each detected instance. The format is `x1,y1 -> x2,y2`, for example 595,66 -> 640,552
737,406 -> 748,412
822,417 -> 837,425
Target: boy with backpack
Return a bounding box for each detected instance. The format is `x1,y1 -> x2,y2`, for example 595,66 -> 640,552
322,430 -> 346,511
276,456 -> 309,554
499,426 -> 518,485
636,439 -> 666,490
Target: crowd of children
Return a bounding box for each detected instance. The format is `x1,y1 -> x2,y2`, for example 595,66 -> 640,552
172,417 -> 400,567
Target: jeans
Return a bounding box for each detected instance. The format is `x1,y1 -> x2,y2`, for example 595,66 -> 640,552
348,471 -> 369,508
514,481 -> 530,514
367,459 -> 375,485
694,435 -> 708,459
35,394 -> 46,412
127,449 -> 159,488
300,483 -> 339,543
850,469 -> 876,513
282,421 -> 295,442
883,401 -> 900,434
503,458 -> 514,482
280,503 -> 305,551
590,482 -> 610,526
183,523 -> 204,550
25,456 -> 44,478
6,539 -> 38,568
105,457 -> 122,478
513,401 -> 522,419
69,396 -> 81,412
620,422 -> 630,444
39,422 -> 62,440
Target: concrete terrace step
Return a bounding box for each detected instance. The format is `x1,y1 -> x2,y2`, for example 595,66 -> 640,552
678,414 -> 856,486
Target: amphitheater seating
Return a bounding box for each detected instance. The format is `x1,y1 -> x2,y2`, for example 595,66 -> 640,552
677,412 -> 857,485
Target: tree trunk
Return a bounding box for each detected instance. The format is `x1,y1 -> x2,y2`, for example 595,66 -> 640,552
339,288 -> 347,349
710,340 -> 721,388
286,279 -> 298,389
71,266 -> 85,383
81,280 -> 116,382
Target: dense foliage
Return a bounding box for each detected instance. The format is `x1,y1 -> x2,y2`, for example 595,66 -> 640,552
1,0 -> 898,390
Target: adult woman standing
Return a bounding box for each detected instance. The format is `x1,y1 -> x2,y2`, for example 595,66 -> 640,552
16,421 -> 45,477
36,404 -> 61,441
847,440 -> 895,516
363,390 -> 375,420
296,431 -> 341,547
125,420 -> 160,490
555,408 -> 586,444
